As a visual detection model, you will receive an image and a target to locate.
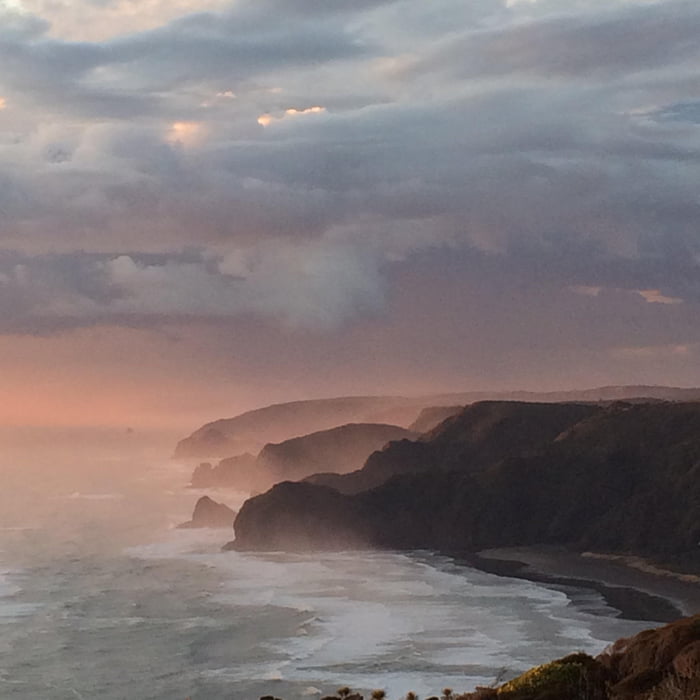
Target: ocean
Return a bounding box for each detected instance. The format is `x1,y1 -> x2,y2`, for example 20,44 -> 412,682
0,431 -> 656,700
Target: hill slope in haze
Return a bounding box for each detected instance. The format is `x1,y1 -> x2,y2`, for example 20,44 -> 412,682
191,423 -> 414,492
233,401 -> 700,563
174,386 -> 700,458
174,396 -> 426,458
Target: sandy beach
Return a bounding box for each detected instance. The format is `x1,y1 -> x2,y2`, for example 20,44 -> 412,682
468,546 -> 700,623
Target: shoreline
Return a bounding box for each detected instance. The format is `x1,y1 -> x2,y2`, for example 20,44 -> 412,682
458,546 -> 700,624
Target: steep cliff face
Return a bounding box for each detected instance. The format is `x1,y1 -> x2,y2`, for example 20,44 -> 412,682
408,405 -> 463,433
226,482 -> 371,551
233,401 -> 700,559
304,401 -> 600,495
256,423 -> 416,483
190,424 -> 415,492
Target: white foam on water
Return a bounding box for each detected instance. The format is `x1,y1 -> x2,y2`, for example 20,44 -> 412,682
0,569 -> 39,621
117,536 -> 658,698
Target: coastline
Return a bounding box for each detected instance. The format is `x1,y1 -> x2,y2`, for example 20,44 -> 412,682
462,546 -> 700,624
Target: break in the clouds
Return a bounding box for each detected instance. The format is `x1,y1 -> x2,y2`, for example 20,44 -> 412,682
0,0 -> 699,386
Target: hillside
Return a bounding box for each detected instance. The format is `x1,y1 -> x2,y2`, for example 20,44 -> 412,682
174,386 -> 700,458
232,401 -> 700,562
305,401 -> 600,495
408,405 -> 463,433
256,423 -> 415,483
191,423 -> 414,492
174,396 -> 427,458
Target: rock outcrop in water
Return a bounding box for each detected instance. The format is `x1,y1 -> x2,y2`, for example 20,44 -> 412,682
178,496 -> 236,529
233,401 -> 700,564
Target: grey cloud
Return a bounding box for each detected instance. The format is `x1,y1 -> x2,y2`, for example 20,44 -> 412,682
1,0 -> 700,341
412,0 -> 700,81
0,1 -> 375,119
0,243 -> 386,332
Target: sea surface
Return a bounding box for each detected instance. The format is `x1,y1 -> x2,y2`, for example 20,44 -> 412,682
0,431 -> 657,700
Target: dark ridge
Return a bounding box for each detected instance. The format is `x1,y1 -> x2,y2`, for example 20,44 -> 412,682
232,401 -> 700,567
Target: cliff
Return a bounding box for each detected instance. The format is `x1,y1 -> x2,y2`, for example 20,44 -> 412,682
190,453 -> 258,489
174,386 -> 700,458
304,401 -> 599,495
191,424 -> 415,492
256,423 -> 415,483
233,401 -> 700,561
174,396 -> 427,458
408,405 -> 463,433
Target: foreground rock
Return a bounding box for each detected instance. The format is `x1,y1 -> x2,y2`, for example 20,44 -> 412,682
177,496 -> 236,529
233,401 -> 700,562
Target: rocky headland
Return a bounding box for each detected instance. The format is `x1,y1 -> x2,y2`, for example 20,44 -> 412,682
190,423 -> 416,492
231,401 -> 700,568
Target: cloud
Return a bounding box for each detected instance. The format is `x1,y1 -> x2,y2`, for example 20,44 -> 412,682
257,105 -> 327,127
0,238 -> 387,331
611,343 -> 695,361
637,289 -> 684,305
0,0 -> 699,353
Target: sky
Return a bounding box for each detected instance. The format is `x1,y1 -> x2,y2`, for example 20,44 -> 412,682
1,0 -> 699,431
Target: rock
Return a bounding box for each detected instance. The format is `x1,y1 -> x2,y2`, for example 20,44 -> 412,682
672,640 -> 700,679
177,496 -> 236,529
232,481 -> 372,551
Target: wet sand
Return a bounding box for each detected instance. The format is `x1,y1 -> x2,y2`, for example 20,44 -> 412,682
463,546 -> 700,624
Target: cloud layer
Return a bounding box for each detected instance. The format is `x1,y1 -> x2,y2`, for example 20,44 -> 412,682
1,0 -> 699,406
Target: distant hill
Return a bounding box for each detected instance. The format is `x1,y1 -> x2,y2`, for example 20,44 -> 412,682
190,423 -> 414,492
408,405 -> 463,433
232,400 -> 700,564
174,396 -> 427,458
174,386 -> 700,458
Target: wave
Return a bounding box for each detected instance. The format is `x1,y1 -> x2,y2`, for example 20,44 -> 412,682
121,538 -> 653,698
